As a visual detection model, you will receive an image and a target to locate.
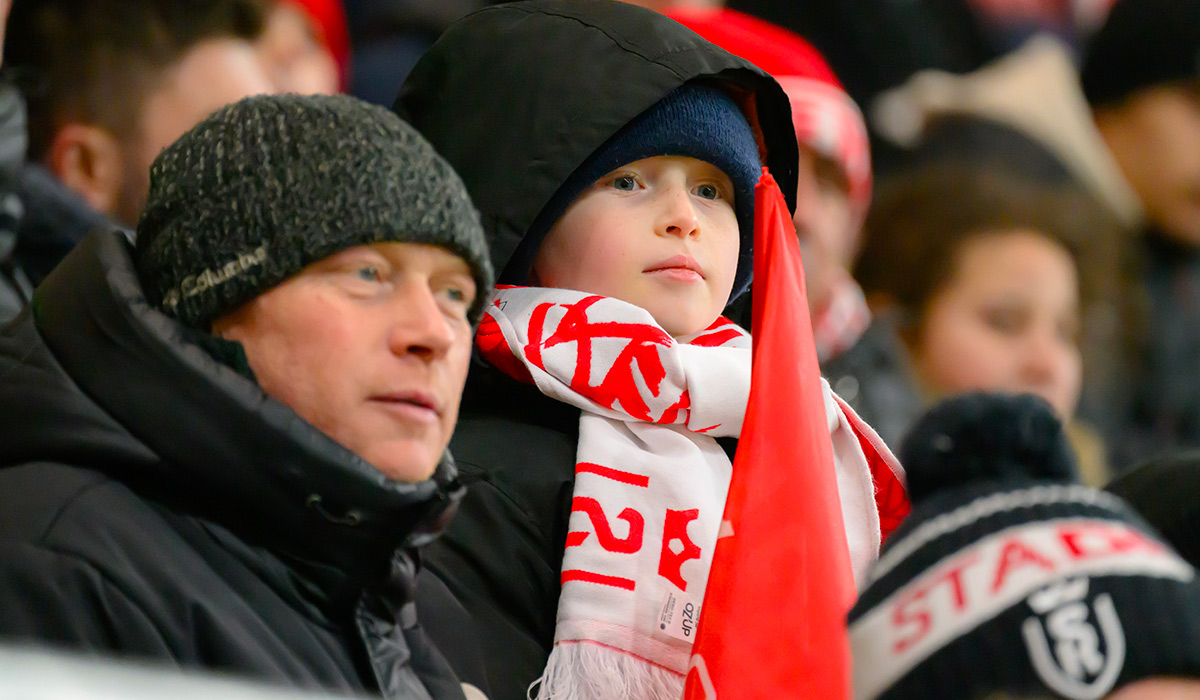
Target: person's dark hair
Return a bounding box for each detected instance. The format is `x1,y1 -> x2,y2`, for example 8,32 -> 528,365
854,161 -> 1122,332
5,0 -> 267,160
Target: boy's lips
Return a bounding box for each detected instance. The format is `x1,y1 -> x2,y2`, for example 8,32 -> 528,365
644,255 -> 704,280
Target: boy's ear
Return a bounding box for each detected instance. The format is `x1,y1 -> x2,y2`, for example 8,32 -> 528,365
46,123 -> 125,217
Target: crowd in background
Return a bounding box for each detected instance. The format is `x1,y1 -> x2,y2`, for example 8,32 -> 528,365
3,0 -> 1200,699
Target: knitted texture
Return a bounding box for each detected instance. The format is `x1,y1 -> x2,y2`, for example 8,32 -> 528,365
850,393 -> 1200,700
511,83 -> 762,299
135,93 -> 493,329
1080,0 -> 1200,106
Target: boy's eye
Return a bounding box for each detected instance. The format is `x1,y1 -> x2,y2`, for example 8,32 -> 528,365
611,175 -> 639,191
696,183 -> 721,200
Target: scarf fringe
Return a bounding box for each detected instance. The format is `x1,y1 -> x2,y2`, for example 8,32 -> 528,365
529,643 -> 685,700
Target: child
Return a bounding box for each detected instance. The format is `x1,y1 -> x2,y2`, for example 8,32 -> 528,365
853,163 -> 1125,484
396,2 -> 906,698
665,6 -> 876,363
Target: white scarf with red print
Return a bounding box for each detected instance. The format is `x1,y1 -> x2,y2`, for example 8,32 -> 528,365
476,285 -> 899,700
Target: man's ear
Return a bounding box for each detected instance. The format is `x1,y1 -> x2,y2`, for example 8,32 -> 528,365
46,123 -> 124,217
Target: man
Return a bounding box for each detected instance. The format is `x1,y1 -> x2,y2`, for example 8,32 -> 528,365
3,0 -> 273,291
0,93 -> 493,700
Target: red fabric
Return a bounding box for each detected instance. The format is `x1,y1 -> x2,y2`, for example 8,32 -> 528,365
665,7 -> 873,216
282,0 -> 351,88
665,7 -> 842,87
831,393 -> 911,543
683,170 -> 855,699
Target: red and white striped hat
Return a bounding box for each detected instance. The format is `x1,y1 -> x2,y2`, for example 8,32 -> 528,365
665,7 -> 872,217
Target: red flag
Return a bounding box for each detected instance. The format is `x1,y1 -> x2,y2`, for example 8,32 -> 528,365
683,168 -> 855,699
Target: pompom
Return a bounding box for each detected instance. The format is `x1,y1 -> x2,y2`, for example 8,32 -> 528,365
898,392 -> 1078,504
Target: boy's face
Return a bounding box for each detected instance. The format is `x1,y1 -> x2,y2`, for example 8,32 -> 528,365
531,155 -> 740,337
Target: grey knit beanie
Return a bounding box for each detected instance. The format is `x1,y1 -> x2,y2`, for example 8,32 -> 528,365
135,93 -> 493,329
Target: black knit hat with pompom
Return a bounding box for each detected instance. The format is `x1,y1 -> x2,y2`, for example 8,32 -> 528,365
135,93 -> 493,329
849,392 -> 1200,700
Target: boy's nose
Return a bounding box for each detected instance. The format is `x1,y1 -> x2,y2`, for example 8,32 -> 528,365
656,186 -> 700,238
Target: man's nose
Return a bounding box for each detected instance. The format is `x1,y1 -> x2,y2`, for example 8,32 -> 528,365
387,282 -> 457,361
656,185 -> 700,238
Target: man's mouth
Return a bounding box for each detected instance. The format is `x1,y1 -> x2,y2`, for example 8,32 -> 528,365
370,391 -> 441,421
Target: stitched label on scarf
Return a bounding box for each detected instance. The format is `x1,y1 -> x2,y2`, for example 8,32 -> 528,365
657,588 -> 702,643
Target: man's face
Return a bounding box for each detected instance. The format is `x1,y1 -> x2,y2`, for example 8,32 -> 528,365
212,243 -> 477,483
118,38 -> 273,225
531,155 -> 740,338
1096,82 -> 1200,246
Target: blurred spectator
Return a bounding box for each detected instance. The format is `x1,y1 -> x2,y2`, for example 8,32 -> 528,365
872,0 -> 1200,469
724,0 -> 1118,180
0,94 -> 493,698
344,0 -> 485,107
664,7 -> 874,363
850,163 -> 1123,485
850,393 -> 1200,700
725,0 -> 985,151
0,0 -> 28,323
3,0 -> 273,287
257,0 -> 347,94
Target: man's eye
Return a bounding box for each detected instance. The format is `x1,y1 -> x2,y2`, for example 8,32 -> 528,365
356,266 -> 382,282
696,183 -> 721,200
611,175 -> 638,191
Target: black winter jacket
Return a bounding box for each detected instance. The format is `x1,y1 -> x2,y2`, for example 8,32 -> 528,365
396,3 -> 798,697
0,231 -> 469,700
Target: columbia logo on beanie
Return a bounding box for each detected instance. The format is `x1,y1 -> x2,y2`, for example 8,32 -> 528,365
135,93 -> 494,329
160,245 -> 267,312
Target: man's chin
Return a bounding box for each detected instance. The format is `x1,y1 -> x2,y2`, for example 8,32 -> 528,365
361,440 -> 444,484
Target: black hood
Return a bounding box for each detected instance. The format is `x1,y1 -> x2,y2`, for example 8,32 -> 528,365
0,230 -> 463,606
395,0 -> 799,283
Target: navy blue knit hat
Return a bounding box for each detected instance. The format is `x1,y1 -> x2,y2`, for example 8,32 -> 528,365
507,82 -> 763,300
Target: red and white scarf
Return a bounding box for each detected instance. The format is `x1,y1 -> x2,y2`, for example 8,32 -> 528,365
476,285 -> 902,700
